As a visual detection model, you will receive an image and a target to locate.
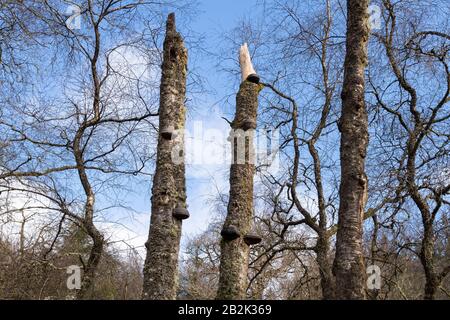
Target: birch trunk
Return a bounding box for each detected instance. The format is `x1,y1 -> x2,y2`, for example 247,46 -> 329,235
142,13 -> 188,300
332,0 -> 370,300
216,44 -> 262,299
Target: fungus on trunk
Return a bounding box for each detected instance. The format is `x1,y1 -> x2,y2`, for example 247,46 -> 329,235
216,43 -> 263,300
142,12 -> 188,300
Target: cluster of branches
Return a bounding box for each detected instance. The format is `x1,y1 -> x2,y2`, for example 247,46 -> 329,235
0,0 -> 193,299
183,0 -> 449,300
0,0 -> 448,300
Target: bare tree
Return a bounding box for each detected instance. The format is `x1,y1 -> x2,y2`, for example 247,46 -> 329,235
0,0 -> 169,299
213,0 -> 371,300
368,0 -> 450,300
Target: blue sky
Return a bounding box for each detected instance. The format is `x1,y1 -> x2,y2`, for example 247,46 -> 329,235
106,0 -> 263,254
184,0 -> 261,236
99,0 -> 450,259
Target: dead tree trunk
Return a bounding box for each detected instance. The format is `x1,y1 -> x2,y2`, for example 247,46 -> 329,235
216,44 -> 262,300
142,13 -> 188,300
332,0 -> 370,300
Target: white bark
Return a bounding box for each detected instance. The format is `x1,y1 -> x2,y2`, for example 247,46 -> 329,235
239,43 -> 257,81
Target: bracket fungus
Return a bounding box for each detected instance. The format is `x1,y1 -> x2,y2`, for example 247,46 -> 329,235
161,126 -> 177,140
246,73 -> 260,84
172,205 -> 190,220
220,225 -> 240,241
242,120 -> 256,131
243,233 -> 262,246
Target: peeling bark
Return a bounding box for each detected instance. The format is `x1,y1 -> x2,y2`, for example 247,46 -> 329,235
216,49 -> 263,299
332,0 -> 370,300
142,13 -> 188,300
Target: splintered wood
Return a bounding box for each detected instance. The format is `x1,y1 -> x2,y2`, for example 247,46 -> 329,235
239,43 -> 257,82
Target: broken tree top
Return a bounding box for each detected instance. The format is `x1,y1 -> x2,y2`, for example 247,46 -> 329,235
167,12 -> 176,33
239,43 -> 260,84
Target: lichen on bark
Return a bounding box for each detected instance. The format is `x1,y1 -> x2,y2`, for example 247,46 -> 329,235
142,12 -> 188,300
332,0 -> 370,300
216,80 -> 262,300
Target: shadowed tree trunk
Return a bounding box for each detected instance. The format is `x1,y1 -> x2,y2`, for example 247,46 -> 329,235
76,225 -> 104,299
216,44 -> 263,300
332,0 -> 370,300
316,234 -> 335,299
142,13 -> 188,300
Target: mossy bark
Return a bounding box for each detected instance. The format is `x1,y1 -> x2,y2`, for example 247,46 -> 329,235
142,13 -> 187,300
216,81 -> 262,300
332,0 -> 370,300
